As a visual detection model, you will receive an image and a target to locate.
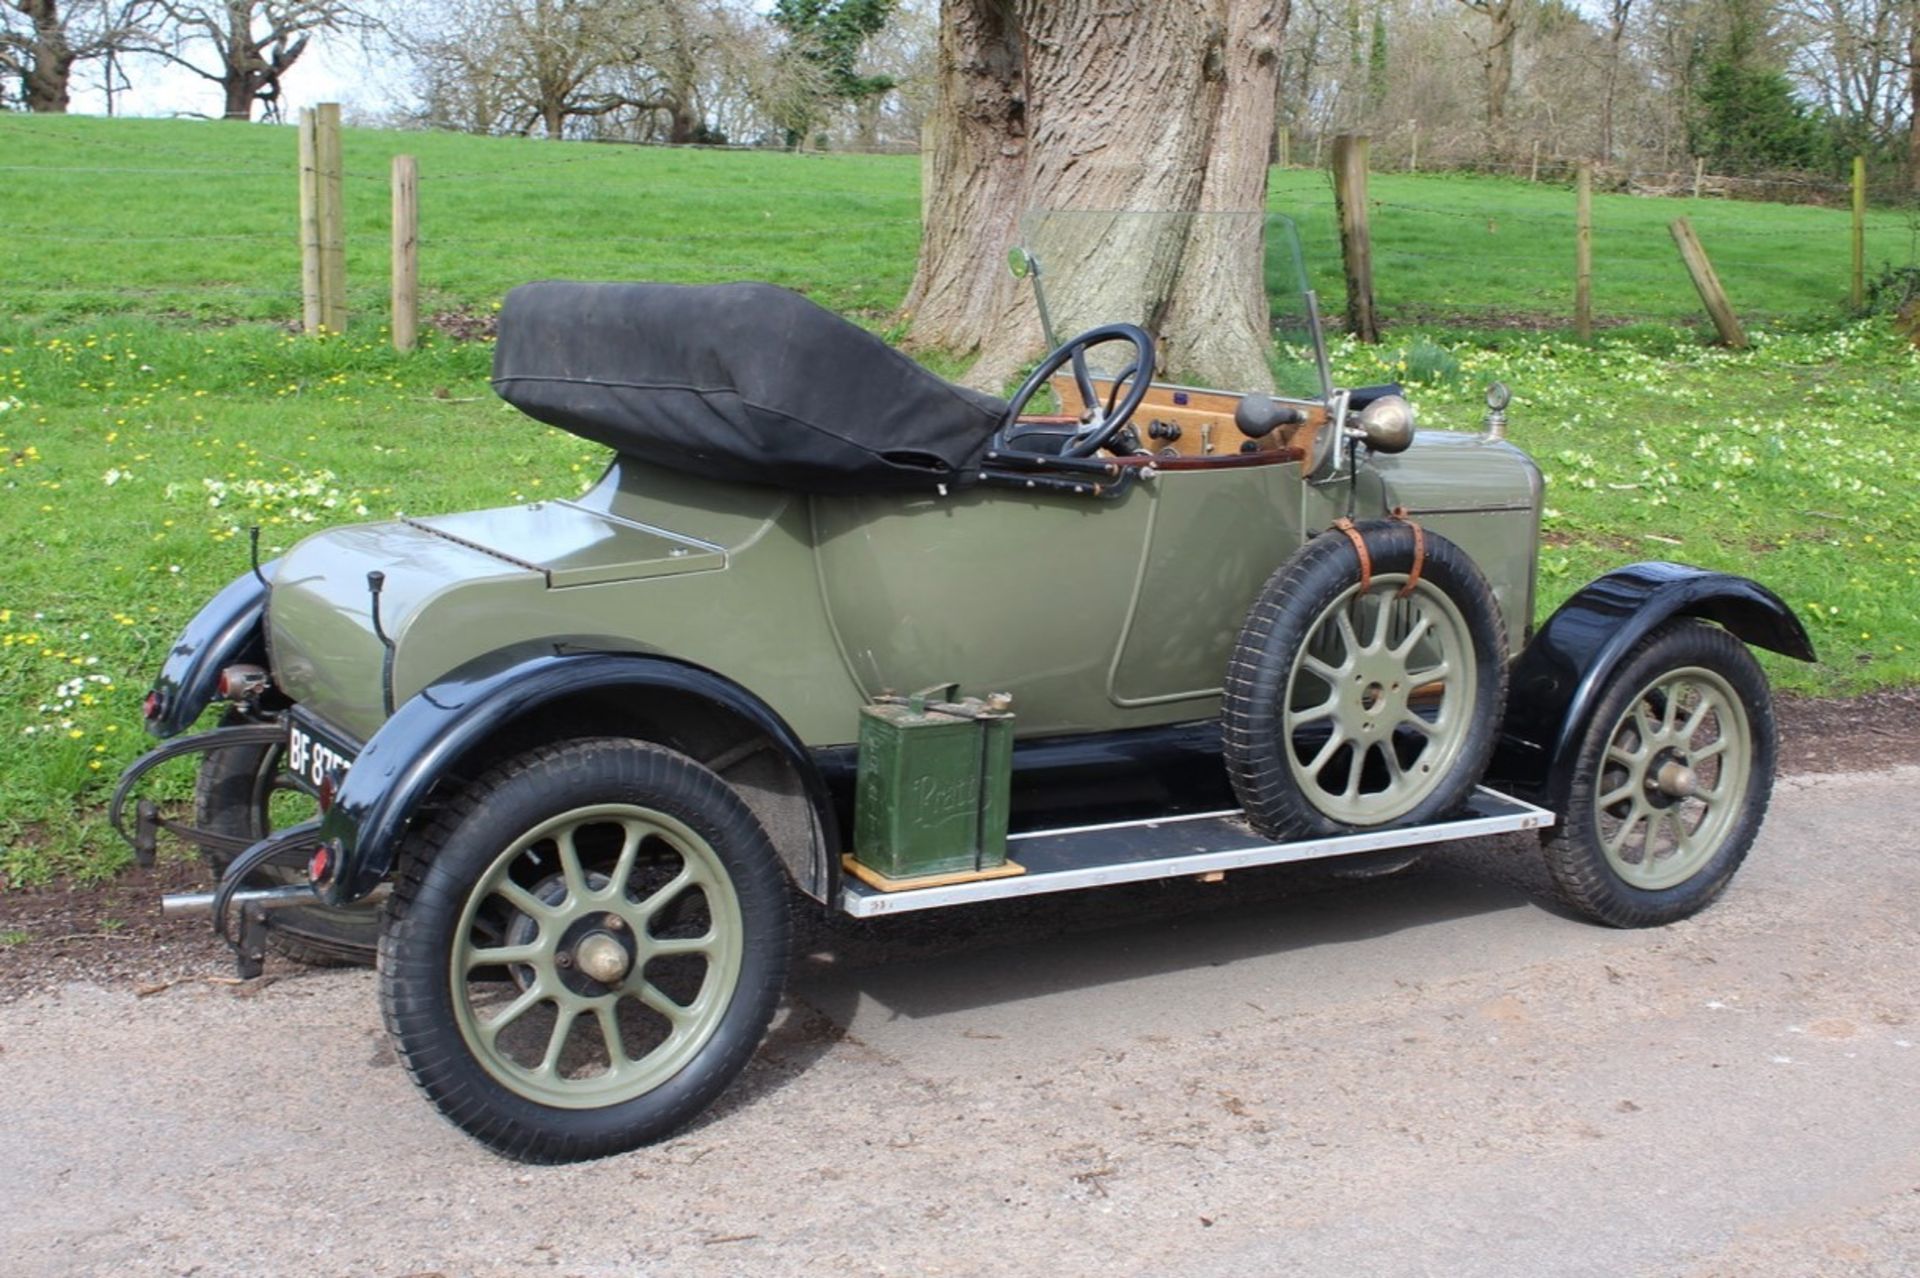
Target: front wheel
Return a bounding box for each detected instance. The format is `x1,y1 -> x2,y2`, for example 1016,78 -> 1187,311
1543,620 -> 1776,928
378,739 -> 791,1163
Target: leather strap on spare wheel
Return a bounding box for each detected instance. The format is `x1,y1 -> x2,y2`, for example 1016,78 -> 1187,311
1330,517 -> 1372,593
1389,506 -> 1426,598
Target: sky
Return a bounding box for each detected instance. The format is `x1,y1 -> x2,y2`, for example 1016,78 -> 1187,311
70,32 -> 411,122
56,0 -> 787,122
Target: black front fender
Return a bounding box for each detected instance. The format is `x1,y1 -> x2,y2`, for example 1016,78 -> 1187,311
316,648 -> 840,905
146,564 -> 277,738
1489,561 -> 1815,804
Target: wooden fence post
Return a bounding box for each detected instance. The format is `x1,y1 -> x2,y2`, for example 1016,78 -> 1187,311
297,109 -> 322,336
391,155 -> 419,353
1407,120 -> 1419,172
315,102 -> 346,334
1275,123 -> 1290,168
1529,139 -> 1541,182
1692,157 -> 1705,199
1574,161 -> 1593,340
1669,217 -> 1747,348
1851,155 -> 1867,310
1331,134 -> 1379,343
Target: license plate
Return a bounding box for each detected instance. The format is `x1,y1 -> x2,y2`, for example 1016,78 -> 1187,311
285,714 -> 357,795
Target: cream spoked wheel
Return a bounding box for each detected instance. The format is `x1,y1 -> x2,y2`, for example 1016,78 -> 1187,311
1283,575 -> 1479,826
379,739 -> 790,1163
1544,620 -> 1776,928
1588,666 -> 1751,892
450,803 -> 746,1109
1225,520 -> 1508,839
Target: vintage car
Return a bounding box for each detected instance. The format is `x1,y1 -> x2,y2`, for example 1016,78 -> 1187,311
113,212 -> 1814,1163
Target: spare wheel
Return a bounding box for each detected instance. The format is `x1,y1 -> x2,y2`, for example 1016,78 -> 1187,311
1223,519 -> 1508,839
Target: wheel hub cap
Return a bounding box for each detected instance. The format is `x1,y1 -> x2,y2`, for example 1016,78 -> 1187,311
1352,666 -> 1405,739
1652,759 -> 1700,798
573,932 -> 631,984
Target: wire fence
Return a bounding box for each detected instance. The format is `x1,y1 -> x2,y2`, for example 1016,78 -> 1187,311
4,114 -> 1918,338
1269,164 -> 1920,330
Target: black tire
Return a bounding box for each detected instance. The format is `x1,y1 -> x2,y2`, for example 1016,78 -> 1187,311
195,711 -> 379,967
1224,521 -> 1508,839
378,738 -> 791,1163
1543,620 -> 1775,928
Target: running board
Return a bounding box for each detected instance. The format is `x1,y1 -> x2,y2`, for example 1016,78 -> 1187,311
838,787 -> 1555,918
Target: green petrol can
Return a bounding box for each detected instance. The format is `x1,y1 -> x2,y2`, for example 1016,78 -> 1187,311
852,685 -> 1015,881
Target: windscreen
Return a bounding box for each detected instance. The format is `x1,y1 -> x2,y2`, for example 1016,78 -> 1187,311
1015,209 -> 1324,401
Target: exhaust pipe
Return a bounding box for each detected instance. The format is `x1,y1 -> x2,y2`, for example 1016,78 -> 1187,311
162,882 -> 389,918
163,884 -> 322,917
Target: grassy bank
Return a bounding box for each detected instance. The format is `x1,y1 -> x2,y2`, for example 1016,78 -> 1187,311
4,115 -> 1915,329
1,116 -> 922,326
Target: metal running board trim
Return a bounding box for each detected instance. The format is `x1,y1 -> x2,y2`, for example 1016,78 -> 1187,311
1006,807 -> 1246,842
838,787 -> 1555,918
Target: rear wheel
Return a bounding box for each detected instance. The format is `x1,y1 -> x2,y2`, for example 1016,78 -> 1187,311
1543,620 -> 1774,927
195,711 -> 379,966
378,738 -> 790,1163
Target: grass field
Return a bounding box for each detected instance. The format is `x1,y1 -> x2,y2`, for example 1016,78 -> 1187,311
1267,169 -> 1920,325
2,116 -> 1918,884
1,115 -> 924,325
4,114 -> 1917,328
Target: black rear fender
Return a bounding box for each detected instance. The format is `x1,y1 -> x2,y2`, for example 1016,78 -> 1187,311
145,565 -> 277,738
1489,561 -> 1814,806
316,646 -> 840,906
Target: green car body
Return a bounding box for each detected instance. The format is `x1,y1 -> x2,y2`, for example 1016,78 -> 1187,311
270,432 -> 1542,749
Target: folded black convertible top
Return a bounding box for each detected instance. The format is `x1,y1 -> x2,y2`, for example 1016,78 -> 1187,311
492,281 -> 1009,494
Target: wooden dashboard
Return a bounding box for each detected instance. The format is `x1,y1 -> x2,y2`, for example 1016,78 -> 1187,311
1046,375 -> 1326,462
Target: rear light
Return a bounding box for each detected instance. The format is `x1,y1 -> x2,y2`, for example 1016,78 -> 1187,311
308,841 -> 337,887
142,690 -> 163,721
216,663 -> 270,701
316,772 -> 336,814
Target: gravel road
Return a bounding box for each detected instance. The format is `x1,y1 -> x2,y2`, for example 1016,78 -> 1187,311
3,765 -> 1917,1277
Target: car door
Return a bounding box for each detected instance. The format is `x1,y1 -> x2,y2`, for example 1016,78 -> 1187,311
809,484 -> 1153,737
1105,461 -> 1308,711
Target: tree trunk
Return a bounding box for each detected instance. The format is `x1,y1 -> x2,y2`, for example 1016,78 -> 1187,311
1599,0 -> 1631,164
898,0 -> 1030,367
662,8 -> 701,144
1159,0 -> 1287,385
1599,64 -> 1616,163
1482,0 -> 1516,154
1910,14 -> 1919,195
22,0 -> 76,113
220,5 -> 254,119
222,72 -> 254,119
905,0 -> 1288,394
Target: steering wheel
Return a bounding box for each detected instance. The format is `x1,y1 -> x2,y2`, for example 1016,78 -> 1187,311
1000,324 -> 1156,458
